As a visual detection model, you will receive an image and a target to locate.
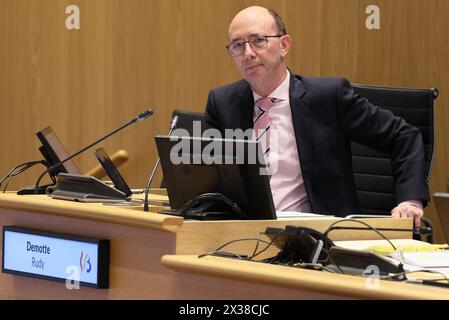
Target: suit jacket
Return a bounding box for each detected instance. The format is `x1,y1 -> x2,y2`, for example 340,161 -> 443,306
204,72 -> 429,216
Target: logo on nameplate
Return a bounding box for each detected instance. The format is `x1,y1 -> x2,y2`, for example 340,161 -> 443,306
80,252 -> 92,273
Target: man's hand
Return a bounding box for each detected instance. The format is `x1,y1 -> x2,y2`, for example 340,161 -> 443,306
391,202 -> 423,227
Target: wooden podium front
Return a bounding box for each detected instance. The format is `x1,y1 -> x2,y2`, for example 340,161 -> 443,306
0,192 -> 419,299
161,254 -> 449,300
0,192 -> 183,299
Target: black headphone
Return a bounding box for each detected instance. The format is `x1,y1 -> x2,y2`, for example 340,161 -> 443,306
180,192 -> 247,219
268,225 -> 335,264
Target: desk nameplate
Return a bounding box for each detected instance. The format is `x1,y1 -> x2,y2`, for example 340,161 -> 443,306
2,226 -> 109,288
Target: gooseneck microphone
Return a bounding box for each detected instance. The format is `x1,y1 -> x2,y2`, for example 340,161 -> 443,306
33,109 -> 154,190
143,115 -> 178,212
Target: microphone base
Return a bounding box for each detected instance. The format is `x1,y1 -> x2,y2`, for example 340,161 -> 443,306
17,184 -> 54,195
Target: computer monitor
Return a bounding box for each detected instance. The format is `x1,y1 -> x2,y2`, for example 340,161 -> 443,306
155,135 -> 276,220
93,147 -> 132,197
36,126 -> 81,176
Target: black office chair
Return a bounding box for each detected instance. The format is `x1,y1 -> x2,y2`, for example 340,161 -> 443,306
171,109 -> 206,137
351,84 -> 438,242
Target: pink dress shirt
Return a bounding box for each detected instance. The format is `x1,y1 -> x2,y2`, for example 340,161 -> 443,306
253,72 -> 312,212
252,71 -> 422,213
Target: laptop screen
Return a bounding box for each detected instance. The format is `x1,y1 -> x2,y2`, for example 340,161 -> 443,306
155,135 -> 276,220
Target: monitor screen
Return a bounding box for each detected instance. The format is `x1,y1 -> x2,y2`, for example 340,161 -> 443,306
155,135 -> 276,220
36,126 -> 81,175
94,147 -> 132,197
160,110 -> 206,188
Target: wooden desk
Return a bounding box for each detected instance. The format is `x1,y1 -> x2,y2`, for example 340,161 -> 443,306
176,217 -> 413,258
0,192 -> 182,299
161,255 -> 449,300
0,192 -> 415,299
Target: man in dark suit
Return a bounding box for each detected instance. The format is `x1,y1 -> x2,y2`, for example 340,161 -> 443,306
204,6 -> 428,225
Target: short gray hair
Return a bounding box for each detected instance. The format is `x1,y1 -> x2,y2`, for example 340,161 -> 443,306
268,9 -> 287,35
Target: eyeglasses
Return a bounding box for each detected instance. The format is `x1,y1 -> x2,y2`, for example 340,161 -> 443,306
226,35 -> 283,57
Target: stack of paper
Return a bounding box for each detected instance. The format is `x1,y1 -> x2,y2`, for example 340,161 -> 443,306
398,251 -> 449,268
276,211 -> 330,219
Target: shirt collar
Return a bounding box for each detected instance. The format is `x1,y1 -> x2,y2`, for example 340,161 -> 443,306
253,71 -> 290,103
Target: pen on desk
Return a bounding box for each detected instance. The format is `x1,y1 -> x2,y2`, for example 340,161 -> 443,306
405,278 -> 449,288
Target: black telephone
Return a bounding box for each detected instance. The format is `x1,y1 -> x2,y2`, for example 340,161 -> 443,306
265,226 -> 335,265
265,225 -> 404,276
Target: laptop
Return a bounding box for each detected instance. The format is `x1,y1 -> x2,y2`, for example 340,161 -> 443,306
154,135 -> 276,220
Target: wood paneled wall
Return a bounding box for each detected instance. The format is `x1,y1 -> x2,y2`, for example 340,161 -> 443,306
1,0 -> 448,241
